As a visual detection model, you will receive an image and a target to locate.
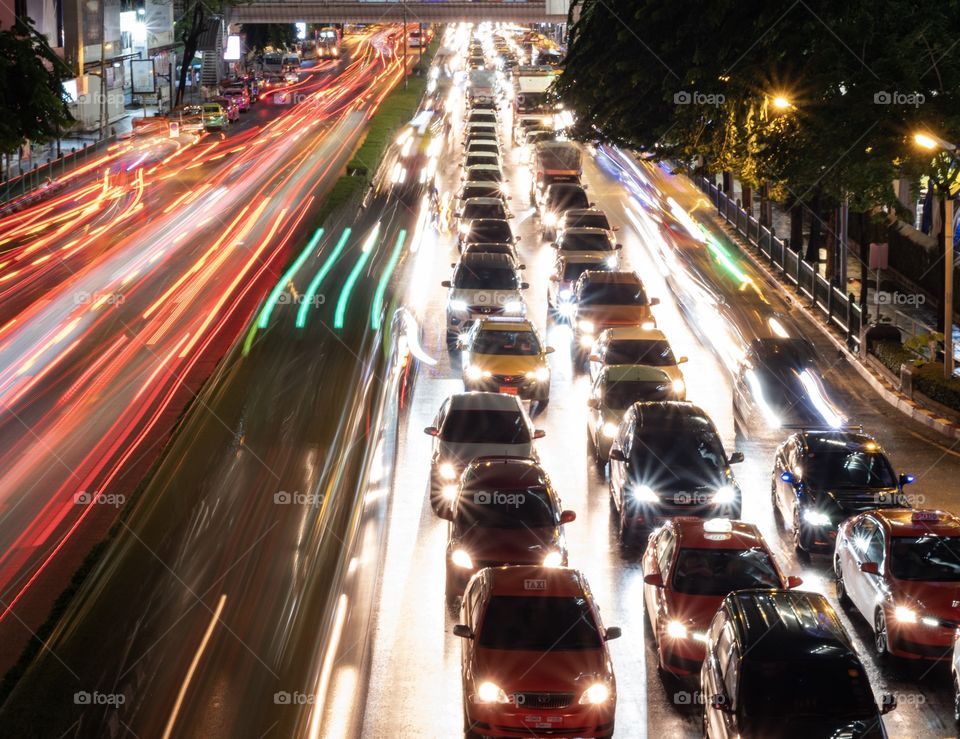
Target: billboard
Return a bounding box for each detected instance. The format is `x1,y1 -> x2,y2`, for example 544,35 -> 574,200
131,59 -> 156,94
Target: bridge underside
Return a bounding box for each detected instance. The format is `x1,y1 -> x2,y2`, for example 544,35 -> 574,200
229,2 -> 567,25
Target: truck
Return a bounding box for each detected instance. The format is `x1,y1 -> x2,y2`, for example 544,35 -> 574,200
531,141 -> 582,201
467,69 -> 497,106
513,69 -> 555,115
317,27 -> 340,58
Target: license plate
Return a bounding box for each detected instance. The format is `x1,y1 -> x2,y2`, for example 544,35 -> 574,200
500,386 -> 518,395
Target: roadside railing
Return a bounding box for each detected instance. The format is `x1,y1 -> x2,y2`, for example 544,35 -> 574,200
695,176 -> 863,349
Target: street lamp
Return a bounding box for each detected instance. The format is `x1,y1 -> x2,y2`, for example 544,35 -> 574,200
771,95 -> 792,111
913,129 -> 960,377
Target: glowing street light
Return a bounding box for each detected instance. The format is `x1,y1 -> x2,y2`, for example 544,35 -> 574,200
771,95 -> 792,111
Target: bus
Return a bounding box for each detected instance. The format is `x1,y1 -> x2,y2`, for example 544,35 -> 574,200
262,51 -> 284,75
317,28 -> 340,58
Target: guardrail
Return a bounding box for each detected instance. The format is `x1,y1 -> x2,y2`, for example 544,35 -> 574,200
695,176 -> 863,349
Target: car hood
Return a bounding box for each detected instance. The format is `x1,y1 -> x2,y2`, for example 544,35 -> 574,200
896,580 -> 960,619
577,304 -> 651,325
739,715 -> 885,738
663,591 -> 726,632
438,441 -> 534,465
469,353 -> 543,375
449,288 -> 522,307
455,526 -> 561,564
819,488 -> 905,516
473,648 -> 612,693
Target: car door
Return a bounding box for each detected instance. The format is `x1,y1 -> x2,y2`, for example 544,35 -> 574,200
650,529 -> 676,637
610,408 -> 635,508
858,521 -> 887,619
847,517 -> 883,617
643,529 -> 664,622
706,621 -> 737,738
777,441 -> 800,524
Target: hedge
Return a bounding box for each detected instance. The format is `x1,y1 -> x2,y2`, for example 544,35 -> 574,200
870,339 -> 960,411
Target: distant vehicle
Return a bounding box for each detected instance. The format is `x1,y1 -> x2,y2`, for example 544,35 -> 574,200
220,86 -> 249,112
281,52 -> 300,71
261,51 -> 284,75
468,69 -> 497,106
209,97 -> 239,122
408,28 -> 424,48
317,27 -> 341,58
199,103 -> 229,131
513,67 -> 555,115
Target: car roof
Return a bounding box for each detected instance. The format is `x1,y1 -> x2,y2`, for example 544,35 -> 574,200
557,253 -> 608,265
562,227 -> 609,238
598,326 -> 666,341
579,270 -> 641,285
562,208 -> 608,220
631,400 -> 711,427
869,508 -> 960,537
723,590 -> 855,662
462,197 -> 504,207
486,565 -> 588,598
460,181 -> 501,192
474,318 -> 535,332
462,242 -> 516,254
466,164 -> 502,171
793,430 -> 882,453
447,392 -> 524,411
535,140 -> 578,152
461,457 -> 549,490
458,252 -> 516,267
547,183 -> 587,193
672,517 -> 766,550
601,364 -> 671,383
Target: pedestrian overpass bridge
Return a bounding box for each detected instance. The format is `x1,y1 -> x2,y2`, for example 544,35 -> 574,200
228,0 -> 569,25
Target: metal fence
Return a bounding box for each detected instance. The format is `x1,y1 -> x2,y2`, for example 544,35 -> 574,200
696,176 -> 863,348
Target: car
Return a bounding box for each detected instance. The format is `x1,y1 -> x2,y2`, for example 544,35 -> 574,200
443,252 -> 528,348
457,180 -> 510,205
176,105 -> 205,133
462,164 -> 505,184
733,336 -> 845,433
835,508 -> 960,662
537,184 -> 591,239
587,364 -> 677,464
644,518 -> 802,677
209,96 -> 240,122
424,392 -> 544,515
221,86 -> 251,111
547,253 -> 614,319
463,151 -> 502,169
439,457 -> 574,603
514,114 -> 553,145
608,401 -> 744,545
552,227 -> 621,263
467,110 -> 498,125
461,241 -> 523,267
456,198 -> 512,244
460,318 -> 553,405
463,121 -> 499,141
454,565 -> 620,739
556,208 -> 618,242
464,131 -> 500,150
466,140 -> 502,157
772,430 -> 915,557
457,218 -> 516,253
575,296 -> 668,373
283,71 -> 299,85
200,102 -> 228,131
701,589 -> 896,738
585,326 -> 683,389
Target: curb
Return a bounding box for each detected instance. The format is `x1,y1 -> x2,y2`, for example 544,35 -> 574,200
707,211 -> 960,442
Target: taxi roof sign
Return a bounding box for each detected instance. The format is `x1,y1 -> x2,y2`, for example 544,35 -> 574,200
911,511 -> 941,523
524,578 -> 547,591
703,518 -> 734,534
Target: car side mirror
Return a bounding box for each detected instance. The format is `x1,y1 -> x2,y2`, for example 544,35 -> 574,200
860,561 -> 880,575
453,624 -> 474,639
521,282 -> 530,289
604,626 -> 622,641
519,263 -> 527,270
615,243 -> 623,250
544,346 -> 555,354
728,451 -> 744,464
677,356 -> 689,364
450,262 -> 457,268
899,473 -> 916,486
880,693 -> 897,715
649,297 -> 660,306
786,575 -> 803,589
589,354 -> 600,362
710,694 -> 734,714
441,280 -> 451,288
533,429 -> 546,439
424,426 -> 439,436
643,573 -> 664,588
559,509 -> 576,524
586,397 -> 599,408
608,449 -> 625,462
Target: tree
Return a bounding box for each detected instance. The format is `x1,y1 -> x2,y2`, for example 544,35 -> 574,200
175,0 -> 253,106
243,23 -> 296,54
0,18 -> 74,164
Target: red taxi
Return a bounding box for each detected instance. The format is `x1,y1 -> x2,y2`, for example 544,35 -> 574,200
642,517 -> 802,676
835,508 -> 960,661
454,565 -> 620,738
440,457 -> 574,605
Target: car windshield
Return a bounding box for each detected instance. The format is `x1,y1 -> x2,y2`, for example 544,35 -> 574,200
453,265 -> 518,290
740,658 -> 877,719
603,379 -> 673,409
456,487 -> 556,529
464,244 -> 513,259
478,596 -> 603,650
441,410 -> 530,444
467,168 -> 503,182
464,203 -> 505,219
469,114 -> 497,124
467,221 -> 513,243
604,340 -> 674,366
560,234 -> 613,252
550,190 -> 590,210
671,548 -> 781,595
564,213 -> 610,230
562,262 -> 602,282
803,451 -> 897,489
631,424 -> 727,483
579,283 -> 647,305
473,330 -> 540,355
466,155 -> 498,167
469,144 -> 499,155
889,536 -> 960,581
462,186 -> 500,200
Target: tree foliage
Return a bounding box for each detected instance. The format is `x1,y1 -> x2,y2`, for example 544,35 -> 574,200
556,0 -> 960,210
0,18 -> 74,155
243,24 -> 297,53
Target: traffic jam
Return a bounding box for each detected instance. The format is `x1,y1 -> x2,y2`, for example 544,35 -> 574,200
391,24 -> 960,739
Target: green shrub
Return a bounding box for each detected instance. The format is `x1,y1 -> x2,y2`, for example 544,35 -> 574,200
870,339 -> 916,374
870,339 -> 960,411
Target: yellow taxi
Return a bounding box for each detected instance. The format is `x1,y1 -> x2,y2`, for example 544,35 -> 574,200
460,317 -> 554,408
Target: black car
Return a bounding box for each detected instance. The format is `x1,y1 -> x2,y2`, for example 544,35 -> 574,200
536,183 -> 591,239
702,589 -> 895,738
457,218 -> 516,252
771,430 -> 914,557
733,336 -> 844,433
608,401 -> 743,546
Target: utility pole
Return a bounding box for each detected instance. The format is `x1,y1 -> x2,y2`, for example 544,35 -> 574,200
98,0 -> 107,139
402,3 -> 407,89
945,194 -> 955,377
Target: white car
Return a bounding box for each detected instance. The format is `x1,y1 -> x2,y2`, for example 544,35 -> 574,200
443,252 -> 527,348
424,392 -> 544,514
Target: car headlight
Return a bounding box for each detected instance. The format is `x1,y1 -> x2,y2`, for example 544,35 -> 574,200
605,255 -> 618,268
631,484 -> 658,502
439,462 -> 458,481
578,320 -> 595,334
713,485 -> 736,504
459,224 -> 470,235
665,620 -> 688,639
526,366 -> 550,382
602,422 -> 618,439
802,510 -> 832,526
578,683 -> 610,705
894,605 -> 917,623
502,300 -> 524,314
465,365 -> 491,381
542,212 -> 557,226
672,378 -> 685,395
477,681 -> 509,703
543,551 -> 563,567
558,288 -> 572,301
449,299 -> 469,312
451,548 -> 474,569
442,484 -> 458,501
